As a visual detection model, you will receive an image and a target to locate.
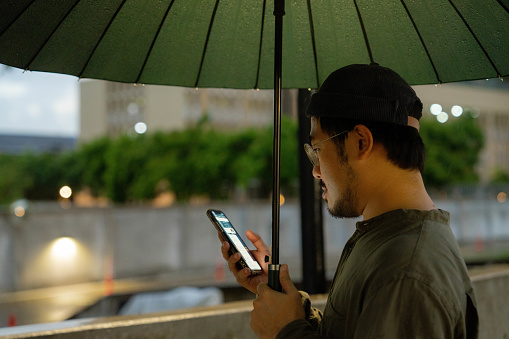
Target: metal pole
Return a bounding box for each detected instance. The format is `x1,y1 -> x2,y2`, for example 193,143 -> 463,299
269,0 -> 285,292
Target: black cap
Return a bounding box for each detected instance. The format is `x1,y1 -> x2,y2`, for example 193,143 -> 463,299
306,63 -> 422,126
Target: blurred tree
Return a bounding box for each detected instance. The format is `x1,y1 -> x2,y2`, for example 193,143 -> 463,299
0,154 -> 33,204
103,134 -> 151,203
490,166 -> 509,184
420,113 -> 484,188
21,153 -> 65,200
232,116 -> 298,198
76,137 -> 111,197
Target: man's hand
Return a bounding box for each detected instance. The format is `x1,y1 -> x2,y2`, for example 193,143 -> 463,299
219,230 -> 270,294
250,264 -> 305,339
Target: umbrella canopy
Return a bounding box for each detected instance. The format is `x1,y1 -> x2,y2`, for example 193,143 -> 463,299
1,0 -> 508,89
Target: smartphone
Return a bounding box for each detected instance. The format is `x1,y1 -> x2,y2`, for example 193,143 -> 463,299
207,209 -> 263,275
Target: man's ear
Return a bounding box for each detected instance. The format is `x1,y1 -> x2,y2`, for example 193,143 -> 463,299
353,124 -> 374,160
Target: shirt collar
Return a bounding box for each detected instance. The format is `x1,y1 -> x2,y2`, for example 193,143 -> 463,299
356,209 -> 450,233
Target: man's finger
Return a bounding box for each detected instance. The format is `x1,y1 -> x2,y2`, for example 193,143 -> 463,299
226,252 -> 240,271
235,267 -> 252,285
279,264 -> 299,294
246,230 -> 270,253
256,282 -> 270,296
221,241 -> 231,260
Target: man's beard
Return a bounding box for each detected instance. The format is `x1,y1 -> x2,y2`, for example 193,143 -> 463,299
327,160 -> 360,219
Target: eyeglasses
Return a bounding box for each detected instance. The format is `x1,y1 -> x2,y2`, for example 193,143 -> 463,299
304,130 -> 349,166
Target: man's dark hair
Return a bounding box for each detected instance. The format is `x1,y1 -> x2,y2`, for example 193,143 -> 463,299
318,116 -> 426,173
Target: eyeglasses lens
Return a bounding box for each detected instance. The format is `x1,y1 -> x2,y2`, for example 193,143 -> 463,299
304,144 -> 318,166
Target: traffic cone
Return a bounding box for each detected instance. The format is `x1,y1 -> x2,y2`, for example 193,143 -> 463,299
214,256 -> 225,282
8,314 -> 16,327
104,256 -> 114,296
474,235 -> 484,253
104,274 -> 114,296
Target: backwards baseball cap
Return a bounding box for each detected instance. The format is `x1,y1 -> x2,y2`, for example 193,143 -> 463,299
306,63 -> 422,130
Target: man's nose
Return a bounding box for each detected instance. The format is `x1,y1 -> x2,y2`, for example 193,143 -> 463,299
312,164 -> 321,179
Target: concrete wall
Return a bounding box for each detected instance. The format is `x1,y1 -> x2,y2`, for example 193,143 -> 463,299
0,200 -> 508,291
1,267 -> 508,339
471,267 -> 509,339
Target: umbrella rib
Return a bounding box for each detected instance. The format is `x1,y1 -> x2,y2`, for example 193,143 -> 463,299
448,0 -> 501,77
135,0 -> 176,84
0,0 -> 36,37
495,0 -> 509,15
306,0 -> 320,88
399,0 -> 441,84
352,0 -> 374,64
78,0 -> 128,79
254,0 -> 267,89
194,0 -> 220,88
24,0 -> 81,70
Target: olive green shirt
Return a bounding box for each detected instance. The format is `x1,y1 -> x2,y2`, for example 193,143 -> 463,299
277,209 -> 478,338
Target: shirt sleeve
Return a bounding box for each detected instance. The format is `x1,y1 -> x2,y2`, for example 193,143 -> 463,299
276,291 -> 325,339
353,277 -> 457,339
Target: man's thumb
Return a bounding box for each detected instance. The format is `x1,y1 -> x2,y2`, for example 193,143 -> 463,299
279,264 -> 297,293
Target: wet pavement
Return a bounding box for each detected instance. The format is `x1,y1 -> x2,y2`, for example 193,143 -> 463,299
0,267 -> 238,328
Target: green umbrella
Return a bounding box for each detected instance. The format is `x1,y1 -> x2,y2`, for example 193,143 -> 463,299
2,1 -> 508,87
2,0 -> 508,291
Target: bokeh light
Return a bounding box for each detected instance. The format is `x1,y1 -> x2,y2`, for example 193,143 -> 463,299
60,186 -> 72,199
14,206 -> 25,217
497,192 -> 507,203
451,105 -> 463,117
134,122 -> 147,134
51,237 -> 77,259
437,112 -> 449,123
430,104 -> 442,115
470,107 -> 481,118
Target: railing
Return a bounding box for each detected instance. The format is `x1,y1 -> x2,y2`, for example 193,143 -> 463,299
1,265 -> 508,339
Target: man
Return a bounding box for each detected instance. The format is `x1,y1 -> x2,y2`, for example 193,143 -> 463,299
220,63 -> 478,338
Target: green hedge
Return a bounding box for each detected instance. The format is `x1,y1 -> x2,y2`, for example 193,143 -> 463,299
0,113 -> 488,204
0,117 -> 298,204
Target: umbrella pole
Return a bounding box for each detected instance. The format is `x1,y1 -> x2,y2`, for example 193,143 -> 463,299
269,0 -> 285,293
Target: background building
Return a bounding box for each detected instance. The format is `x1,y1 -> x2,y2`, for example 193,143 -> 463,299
80,80 -> 186,141
80,80 -> 298,142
